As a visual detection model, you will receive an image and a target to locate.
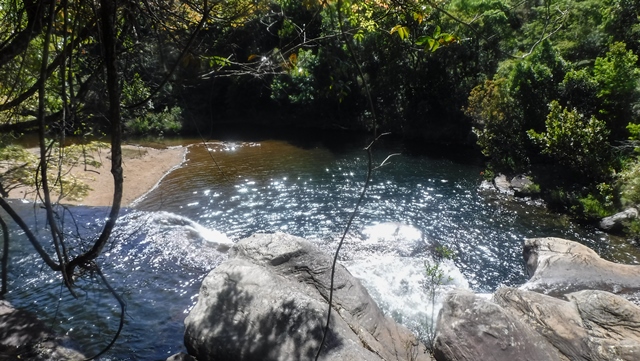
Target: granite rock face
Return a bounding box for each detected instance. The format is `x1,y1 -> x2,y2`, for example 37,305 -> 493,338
599,207 -> 638,233
434,287 -> 640,361
521,237 -> 640,297
433,289 -> 565,361
184,232 -> 432,361
433,237 -> 640,361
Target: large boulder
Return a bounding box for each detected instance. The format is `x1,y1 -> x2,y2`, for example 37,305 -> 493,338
496,288 -> 640,360
599,207 -> 638,233
433,237 -> 640,361
434,287 -> 640,361
433,289 -> 565,361
184,232 -> 432,361
521,237 -> 640,297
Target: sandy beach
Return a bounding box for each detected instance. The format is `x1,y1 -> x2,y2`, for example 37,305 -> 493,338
7,144 -> 187,207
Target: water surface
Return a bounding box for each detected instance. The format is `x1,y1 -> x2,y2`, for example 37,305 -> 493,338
4,138 -> 639,359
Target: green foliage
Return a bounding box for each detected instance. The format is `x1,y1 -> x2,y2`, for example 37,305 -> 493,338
627,123 -> 640,153
415,26 -> 459,52
576,183 -> 616,219
468,78 -> 530,171
625,219 -> 640,237
592,42 -> 640,137
560,68 -> 599,118
619,158 -> 640,206
528,101 -> 610,179
269,48 -> 349,107
125,107 -> 183,136
122,73 -> 152,107
424,245 -> 454,351
469,42 -> 568,172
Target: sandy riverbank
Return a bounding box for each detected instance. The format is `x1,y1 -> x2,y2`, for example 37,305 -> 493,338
7,144 -> 187,207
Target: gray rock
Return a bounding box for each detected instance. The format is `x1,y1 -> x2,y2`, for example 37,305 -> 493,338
599,207 -> 638,232
433,289 -> 565,361
498,287 -> 640,360
184,232 -> 432,361
493,174 -> 513,195
521,237 -> 640,297
0,300 -> 85,360
566,290 -> 640,360
434,287 -> 640,361
167,352 -> 198,361
493,288 -> 589,360
510,174 -> 538,196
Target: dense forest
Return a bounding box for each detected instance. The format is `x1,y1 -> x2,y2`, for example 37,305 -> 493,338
1,0 -> 640,228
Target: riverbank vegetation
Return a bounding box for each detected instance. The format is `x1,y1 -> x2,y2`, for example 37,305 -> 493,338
1,0 -> 639,231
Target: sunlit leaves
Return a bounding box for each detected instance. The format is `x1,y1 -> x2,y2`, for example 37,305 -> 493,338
528,101 -> 610,178
416,26 -> 458,52
390,25 -> 410,40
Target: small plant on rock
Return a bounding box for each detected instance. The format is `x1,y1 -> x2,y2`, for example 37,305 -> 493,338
424,244 -> 454,352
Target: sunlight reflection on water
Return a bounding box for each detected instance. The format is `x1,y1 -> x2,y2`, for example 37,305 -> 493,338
5,138 -> 640,359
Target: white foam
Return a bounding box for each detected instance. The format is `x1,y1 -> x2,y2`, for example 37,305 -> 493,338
346,241 -> 469,341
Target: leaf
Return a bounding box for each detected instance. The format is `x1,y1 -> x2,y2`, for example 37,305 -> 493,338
353,30 -> 365,43
416,35 -> 431,46
433,25 -> 441,38
248,54 -> 259,61
390,25 -> 410,40
441,34 -> 457,43
428,38 -> 439,52
289,53 -> 298,66
413,12 -> 424,24
209,56 -> 230,67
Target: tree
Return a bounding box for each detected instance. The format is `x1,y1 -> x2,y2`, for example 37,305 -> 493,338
528,100 -> 611,181
592,42 -> 640,139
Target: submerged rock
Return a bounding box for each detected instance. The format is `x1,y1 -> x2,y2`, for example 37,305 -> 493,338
183,232 -> 432,361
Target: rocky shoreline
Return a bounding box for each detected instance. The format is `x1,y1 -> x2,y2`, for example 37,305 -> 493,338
169,234 -> 640,361
3,231 -> 639,360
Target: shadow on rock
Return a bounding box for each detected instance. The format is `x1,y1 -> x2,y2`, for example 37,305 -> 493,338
183,232 -> 431,361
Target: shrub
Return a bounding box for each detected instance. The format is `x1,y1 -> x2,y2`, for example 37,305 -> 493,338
528,101 -> 611,181
125,106 -> 183,136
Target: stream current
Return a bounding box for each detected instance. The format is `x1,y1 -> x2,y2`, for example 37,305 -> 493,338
4,138 -> 640,360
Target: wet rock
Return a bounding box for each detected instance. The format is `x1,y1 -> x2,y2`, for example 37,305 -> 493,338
184,232 -> 432,361
510,175 -> 538,196
493,174 -> 513,195
599,207 -> 638,233
521,237 -> 640,297
484,174 -> 538,197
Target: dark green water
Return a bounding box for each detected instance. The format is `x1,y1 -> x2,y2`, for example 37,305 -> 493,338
4,138 -> 639,360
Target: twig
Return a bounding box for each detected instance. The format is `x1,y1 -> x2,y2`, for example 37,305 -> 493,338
315,133 -> 393,360
0,215 -> 8,298
83,263 -> 126,361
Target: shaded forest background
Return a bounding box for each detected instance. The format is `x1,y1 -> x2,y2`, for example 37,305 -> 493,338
1,0 -> 640,226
